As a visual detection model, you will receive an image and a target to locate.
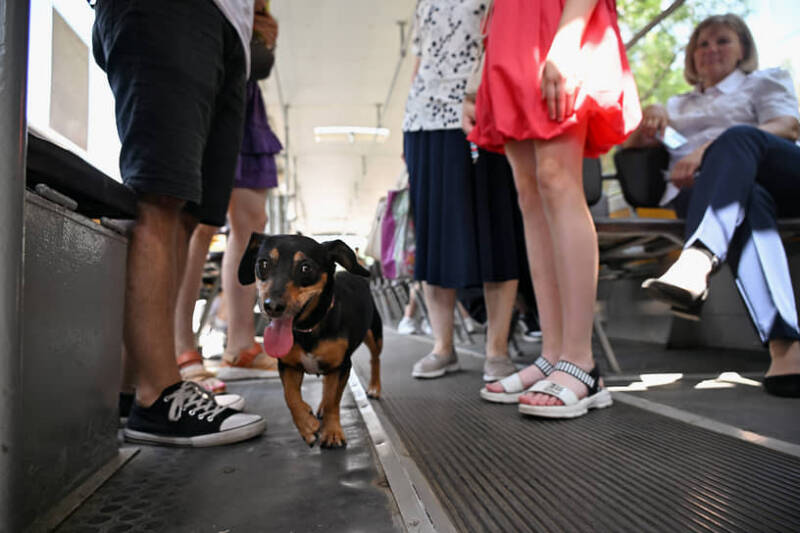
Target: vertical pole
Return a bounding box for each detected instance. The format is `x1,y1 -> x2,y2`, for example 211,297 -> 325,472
0,0 -> 30,531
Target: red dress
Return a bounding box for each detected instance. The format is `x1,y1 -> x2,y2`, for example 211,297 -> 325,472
468,0 -> 641,157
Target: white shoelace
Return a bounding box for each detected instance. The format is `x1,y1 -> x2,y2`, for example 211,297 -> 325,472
163,382 -> 227,422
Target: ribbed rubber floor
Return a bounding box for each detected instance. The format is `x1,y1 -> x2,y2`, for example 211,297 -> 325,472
56,379 -> 401,533
353,332 -> 800,533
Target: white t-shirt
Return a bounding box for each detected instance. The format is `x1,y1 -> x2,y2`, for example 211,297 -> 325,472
211,0 -> 254,77
660,67 -> 800,205
402,0 -> 486,132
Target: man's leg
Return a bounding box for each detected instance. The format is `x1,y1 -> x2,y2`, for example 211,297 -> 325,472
125,195 -> 185,406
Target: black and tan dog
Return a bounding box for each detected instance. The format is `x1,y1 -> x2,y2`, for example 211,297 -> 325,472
238,233 -> 382,448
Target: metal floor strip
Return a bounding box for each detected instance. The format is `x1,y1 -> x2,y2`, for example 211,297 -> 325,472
613,391 -> 800,459
349,373 -> 455,533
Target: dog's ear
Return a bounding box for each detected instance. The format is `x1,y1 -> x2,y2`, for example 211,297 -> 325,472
238,232 -> 267,285
323,239 -> 370,277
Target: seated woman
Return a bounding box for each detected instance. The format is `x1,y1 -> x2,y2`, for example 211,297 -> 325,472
626,14 -> 800,397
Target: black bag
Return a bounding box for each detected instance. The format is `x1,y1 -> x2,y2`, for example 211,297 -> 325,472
250,39 -> 275,81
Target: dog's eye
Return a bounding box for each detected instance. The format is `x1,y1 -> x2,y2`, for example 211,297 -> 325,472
299,263 -> 311,274
256,259 -> 270,279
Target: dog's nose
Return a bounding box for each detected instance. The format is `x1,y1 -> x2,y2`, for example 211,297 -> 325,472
263,298 -> 286,315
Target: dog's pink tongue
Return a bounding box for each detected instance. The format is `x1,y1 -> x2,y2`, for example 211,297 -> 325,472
263,317 -> 294,358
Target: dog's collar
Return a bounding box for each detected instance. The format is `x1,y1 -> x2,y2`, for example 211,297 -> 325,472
293,295 -> 335,333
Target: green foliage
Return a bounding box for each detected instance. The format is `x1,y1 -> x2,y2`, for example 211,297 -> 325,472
617,0 -> 752,106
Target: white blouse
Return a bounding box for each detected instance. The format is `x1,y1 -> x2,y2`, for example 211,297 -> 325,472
661,67 -> 800,205
402,0 -> 486,132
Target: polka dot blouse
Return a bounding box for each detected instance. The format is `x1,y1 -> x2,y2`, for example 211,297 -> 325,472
402,0 -> 486,132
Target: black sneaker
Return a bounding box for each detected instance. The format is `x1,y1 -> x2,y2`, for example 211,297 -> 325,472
119,389 -> 245,426
119,391 -> 134,427
123,381 -> 265,447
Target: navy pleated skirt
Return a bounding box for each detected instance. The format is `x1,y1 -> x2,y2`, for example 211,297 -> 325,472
404,129 -> 525,288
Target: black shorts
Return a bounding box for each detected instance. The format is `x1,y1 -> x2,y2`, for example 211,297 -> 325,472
92,0 -> 246,225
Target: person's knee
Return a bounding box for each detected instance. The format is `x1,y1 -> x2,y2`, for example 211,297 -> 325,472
230,209 -> 267,235
515,183 -> 539,212
512,167 -> 541,212
193,222 -> 218,242
228,193 -> 268,234
135,194 -> 185,231
536,157 -> 576,203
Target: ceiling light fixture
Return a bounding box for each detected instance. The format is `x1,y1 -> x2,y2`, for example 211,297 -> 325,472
313,126 -> 390,144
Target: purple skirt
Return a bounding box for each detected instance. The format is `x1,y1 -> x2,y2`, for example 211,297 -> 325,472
234,80 -> 283,189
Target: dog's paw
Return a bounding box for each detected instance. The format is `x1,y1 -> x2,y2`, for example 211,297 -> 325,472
367,385 -> 381,399
296,413 -> 321,447
319,424 -> 347,449
302,432 -> 319,447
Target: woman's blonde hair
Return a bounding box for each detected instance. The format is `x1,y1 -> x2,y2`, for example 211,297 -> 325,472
684,14 -> 758,85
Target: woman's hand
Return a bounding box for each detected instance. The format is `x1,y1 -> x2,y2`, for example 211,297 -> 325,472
669,145 -> 706,188
622,104 -> 669,148
640,104 -> 669,141
462,97 -> 477,135
540,53 -> 581,123
540,0 -> 598,122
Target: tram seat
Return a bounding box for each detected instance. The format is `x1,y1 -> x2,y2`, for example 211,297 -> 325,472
594,145 -> 800,273
17,130 -> 135,531
592,145 -> 800,351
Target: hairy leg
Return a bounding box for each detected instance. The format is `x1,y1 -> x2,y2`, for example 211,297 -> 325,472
126,195 -> 186,406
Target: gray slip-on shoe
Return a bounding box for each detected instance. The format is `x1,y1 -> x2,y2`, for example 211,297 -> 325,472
412,349 -> 459,379
482,356 -> 517,382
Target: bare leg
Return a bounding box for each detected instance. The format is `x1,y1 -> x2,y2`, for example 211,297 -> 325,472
767,339 -> 800,377
404,289 -> 418,318
172,222 -> 230,391
486,140 -> 562,393
126,195 -> 186,406
222,188 -> 268,356
423,282 -> 456,355
174,224 -> 218,355
120,346 -> 135,395
523,121 -> 598,406
484,280 -> 518,359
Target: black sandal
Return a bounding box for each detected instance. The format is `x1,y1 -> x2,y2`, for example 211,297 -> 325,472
763,374 -> 800,398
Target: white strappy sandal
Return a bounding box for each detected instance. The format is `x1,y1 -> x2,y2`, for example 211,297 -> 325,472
479,356 -> 554,404
518,361 -> 612,418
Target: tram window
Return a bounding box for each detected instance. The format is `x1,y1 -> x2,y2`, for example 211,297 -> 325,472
50,10 -> 89,150
27,0 -> 121,180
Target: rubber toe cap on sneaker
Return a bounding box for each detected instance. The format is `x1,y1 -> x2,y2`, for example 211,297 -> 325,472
215,393 -> 245,411
220,412 -> 265,431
